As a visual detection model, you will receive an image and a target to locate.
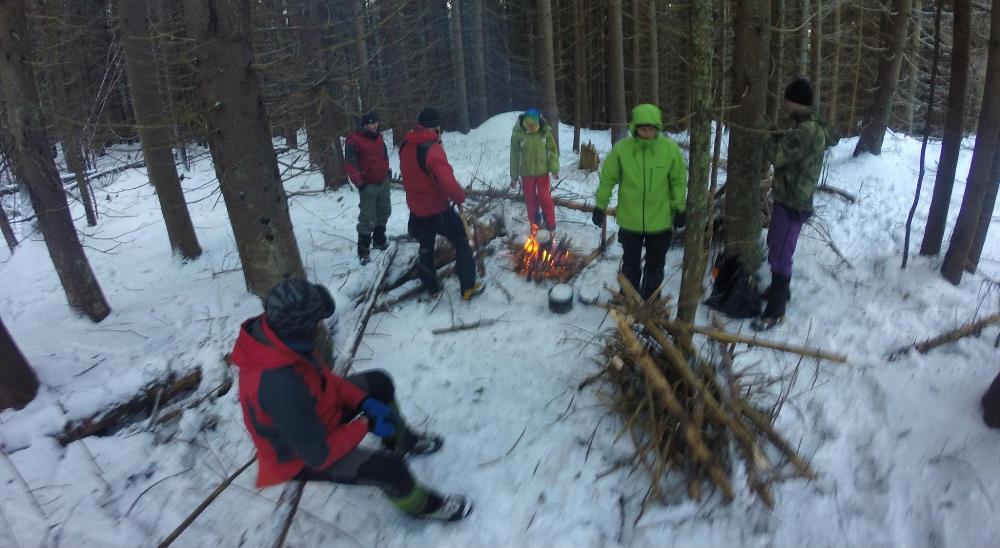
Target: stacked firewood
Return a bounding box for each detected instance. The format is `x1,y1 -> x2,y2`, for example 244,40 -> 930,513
596,274 -> 817,511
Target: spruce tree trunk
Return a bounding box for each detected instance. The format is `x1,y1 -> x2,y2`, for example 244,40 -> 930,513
609,0 -> 628,143
678,0 -> 714,325
0,202 -> 16,251
630,0 -> 641,105
848,3 -> 865,136
904,14 -> 922,135
469,0 -> 489,126
854,0 -> 913,156
0,316 -> 37,411
724,0 -> 770,269
352,0 -> 370,107
49,61 -> 98,227
941,0 -> 1000,285
648,0 -> 659,107
572,0 -> 584,153
450,0 -> 471,133
767,0 -> 784,125
828,3 -> 842,131
921,0 -> 970,256
119,0 -> 202,260
184,0 -> 306,296
0,0 -> 111,322
966,147 -> 1000,272
809,0 -> 822,110
538,0 -> 560,150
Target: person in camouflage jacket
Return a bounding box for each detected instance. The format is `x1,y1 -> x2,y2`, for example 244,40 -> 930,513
754,78 -> 838,331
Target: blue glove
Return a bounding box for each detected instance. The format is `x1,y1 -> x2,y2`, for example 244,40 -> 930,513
360,397 -> 396,438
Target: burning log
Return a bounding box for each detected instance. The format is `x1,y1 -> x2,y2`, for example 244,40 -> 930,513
591,277 -> 815,510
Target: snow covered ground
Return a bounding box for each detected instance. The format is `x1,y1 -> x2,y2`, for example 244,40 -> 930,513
0,112 -> 997,548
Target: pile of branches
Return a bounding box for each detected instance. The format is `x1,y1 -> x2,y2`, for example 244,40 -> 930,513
595,275 -> 816,512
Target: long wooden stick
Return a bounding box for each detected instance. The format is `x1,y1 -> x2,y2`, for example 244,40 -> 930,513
664,320 -> 848,363
156,456 -> 256,548
432,318 -> 499,335
463,187 -> 617,216
887,311 -> 1000,361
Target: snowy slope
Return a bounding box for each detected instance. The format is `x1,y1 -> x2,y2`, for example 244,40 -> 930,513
0,113 -> 997,548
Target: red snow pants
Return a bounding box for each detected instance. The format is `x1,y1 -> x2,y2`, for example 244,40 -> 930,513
522,174 -> 556,230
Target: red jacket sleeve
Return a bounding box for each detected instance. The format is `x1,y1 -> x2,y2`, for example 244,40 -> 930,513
329,373 -> 367,410
426,144 -> 466,205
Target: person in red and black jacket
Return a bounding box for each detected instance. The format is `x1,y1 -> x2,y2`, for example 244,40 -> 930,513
344,112 -> 392,265
399,108 -> 484,300
231,278 -> 473,521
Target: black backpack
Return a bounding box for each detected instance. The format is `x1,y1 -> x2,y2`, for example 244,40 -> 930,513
704,255 -> 762,319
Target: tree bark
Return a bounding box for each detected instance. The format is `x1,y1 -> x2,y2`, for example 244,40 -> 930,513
853,0 -> 913,156
469,0 -> 489,126
449,0 -> 471,133
966,146 -> 1000,272
184,0 -> 306,296
648,0 -> 660,106
921,0 -> 970,256
0,201 -> 16,251
538,0 -> 560,150
120,0 -> 202,260
0,0 -> 111,322
678,0 -> 714,326
572,0 -> 584,153
941,0 -> 1000,285
767,0 -> 784,125
0,316 -> 37,411
609,0 -> 628,143
724,0 -> 770,269
809,0 -> 822,110
828,3 -> 842,131
352,0 -> 370,107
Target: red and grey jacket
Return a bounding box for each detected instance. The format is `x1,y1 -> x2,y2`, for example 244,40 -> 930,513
344,129 -> 390,187
398,126 -> 466,217
230,316 -> 368,487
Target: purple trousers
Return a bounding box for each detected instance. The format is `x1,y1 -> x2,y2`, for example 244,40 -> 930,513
767,202 -> 809,276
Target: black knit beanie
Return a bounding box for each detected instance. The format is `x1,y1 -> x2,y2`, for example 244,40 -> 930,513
360,111 -> 379,126
418,108 -> 440,128
784,78 -> 814,106
264,279 -> 336,341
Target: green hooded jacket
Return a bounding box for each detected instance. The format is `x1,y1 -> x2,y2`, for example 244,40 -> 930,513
595,104 -> 687,234
510,114 -> 559,179
765,109 -> 838,213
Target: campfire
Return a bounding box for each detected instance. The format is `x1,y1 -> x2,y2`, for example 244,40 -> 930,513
512,225 -> 581,282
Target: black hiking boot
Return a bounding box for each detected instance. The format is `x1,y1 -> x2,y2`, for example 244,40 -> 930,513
752,273 -> 790,332
358,232 -> 372,265
386,430 -> 444,457
413,493 -> 474,522
372,226 -> 389,250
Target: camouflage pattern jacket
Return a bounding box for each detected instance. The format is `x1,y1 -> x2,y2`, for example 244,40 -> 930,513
765,110 -> 838,213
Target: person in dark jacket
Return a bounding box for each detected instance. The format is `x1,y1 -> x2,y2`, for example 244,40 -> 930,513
399,108 -> 484,300
752,78 -> 838,331
231,279 -> 473,521
345,112 -> 392,265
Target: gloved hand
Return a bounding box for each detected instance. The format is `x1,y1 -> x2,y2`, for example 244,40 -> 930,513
591,208 -> 605,228
360,397 -> 396,438
673,211 -> 686,229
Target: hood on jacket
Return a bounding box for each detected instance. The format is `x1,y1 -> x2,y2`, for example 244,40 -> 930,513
628,103 -> 663,135
514,113 -> 549,134
405,125 -> 439,145
230,316 -> 301,373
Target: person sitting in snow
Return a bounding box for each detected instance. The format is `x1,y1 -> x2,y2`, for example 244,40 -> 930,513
398,107 -> 484,301
752,78 -> 838,331
510,108 -> 560,232
344,111 -> 392,265
230,278 -> 473,521
591,103 -> 687,301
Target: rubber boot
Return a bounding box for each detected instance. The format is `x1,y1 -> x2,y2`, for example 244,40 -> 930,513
752,273 -> 790,331
358,232 -> 372,265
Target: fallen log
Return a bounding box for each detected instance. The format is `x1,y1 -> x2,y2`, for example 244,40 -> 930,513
432,318 -> 500,335
663,320 -> 848,363
463,187 -> 617,217
338,243 -> 398,373
817,183 -> 857,204
58,369 -> 203,445
887,311 -> 1000,361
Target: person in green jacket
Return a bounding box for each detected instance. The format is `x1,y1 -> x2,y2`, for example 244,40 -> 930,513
752,78 -> 838,331
510,108 -> 560,231
591,104 -> 687,300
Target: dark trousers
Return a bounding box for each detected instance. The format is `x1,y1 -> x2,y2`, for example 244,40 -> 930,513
767,202 -> 809,277
294,370 -> 414,497
619,230 -> 672,300
407,208 -> 476,293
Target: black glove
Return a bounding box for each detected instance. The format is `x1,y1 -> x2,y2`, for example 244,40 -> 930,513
673,211 -> 686,230
592,208 -> 605,227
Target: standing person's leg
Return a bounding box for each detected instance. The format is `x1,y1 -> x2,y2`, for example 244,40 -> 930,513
439,207 -> 478,294
407,213 -> 442,294
640,231 -> 672,300
535,174 -> 557,231
759,202 -> 805,324
357,184 -> 378,263
618,231 -> 643,294
522,176 -> 540,227
372,181 -> 392,250
295,447 -> 471,520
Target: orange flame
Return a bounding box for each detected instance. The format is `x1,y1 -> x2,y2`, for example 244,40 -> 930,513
515,224 -> 573,281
